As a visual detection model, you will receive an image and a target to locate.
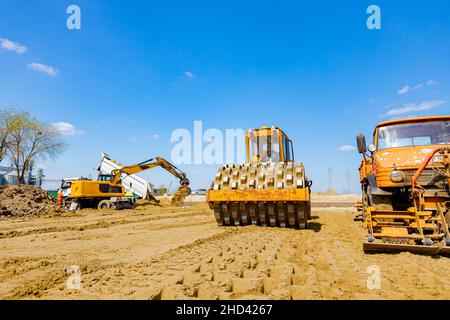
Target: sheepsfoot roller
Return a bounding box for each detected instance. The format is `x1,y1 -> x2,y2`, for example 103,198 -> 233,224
207,126 -> 312,229
356,116 -> 450,255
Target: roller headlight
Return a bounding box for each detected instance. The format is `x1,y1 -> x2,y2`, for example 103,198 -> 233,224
390,170 -> 405,183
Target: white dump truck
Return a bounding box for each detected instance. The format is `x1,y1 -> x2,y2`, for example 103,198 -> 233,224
97,152 -> 155,199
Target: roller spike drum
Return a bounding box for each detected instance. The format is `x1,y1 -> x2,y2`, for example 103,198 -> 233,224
207,126 -> 312,229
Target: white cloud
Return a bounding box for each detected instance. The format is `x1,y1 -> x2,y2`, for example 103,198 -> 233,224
383,100 -> 446,117
0,38 -> 27,54
397,85 -> 410,95
129,136 -> 140,143
397,80 -> 439,95
52,122 -> 85,137
27,62 -> 59,77
184,71 -> 195,79
152,134 -> 160,140
338,145 -> 356,152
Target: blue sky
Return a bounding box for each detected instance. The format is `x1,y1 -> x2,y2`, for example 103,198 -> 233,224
1,0 -> 449,193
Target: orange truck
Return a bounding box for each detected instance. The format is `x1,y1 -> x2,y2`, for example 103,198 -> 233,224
356,116 -> 450,255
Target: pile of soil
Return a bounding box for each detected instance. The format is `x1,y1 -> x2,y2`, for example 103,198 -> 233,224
315,188 -> 340,196
0,185 -> 65,217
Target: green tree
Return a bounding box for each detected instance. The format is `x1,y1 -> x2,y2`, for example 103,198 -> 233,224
2,109 -> 67,184
156,184 -> 168,196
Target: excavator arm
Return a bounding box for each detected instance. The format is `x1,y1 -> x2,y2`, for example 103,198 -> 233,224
110,157 -> 191,205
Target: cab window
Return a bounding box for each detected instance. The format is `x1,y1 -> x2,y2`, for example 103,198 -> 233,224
249,130 -> 281,163
377,120 -> 450,149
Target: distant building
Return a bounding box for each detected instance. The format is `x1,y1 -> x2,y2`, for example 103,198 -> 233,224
0,165 -> 15,185
0,164 -> 43,187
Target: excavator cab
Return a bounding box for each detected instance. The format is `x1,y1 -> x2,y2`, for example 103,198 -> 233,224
247,126 -> 294,164
97,174 -> 114,182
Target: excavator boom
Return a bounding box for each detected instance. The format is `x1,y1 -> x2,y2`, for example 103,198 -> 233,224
111,157 -> 189,186
110,157 -> 191,206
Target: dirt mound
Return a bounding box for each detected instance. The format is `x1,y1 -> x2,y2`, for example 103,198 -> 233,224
0,185 -> 65,217
134,198 -> 173,210
315,188 -> 339,196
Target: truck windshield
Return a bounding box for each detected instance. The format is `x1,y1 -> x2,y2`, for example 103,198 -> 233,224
377,120 -> 450,150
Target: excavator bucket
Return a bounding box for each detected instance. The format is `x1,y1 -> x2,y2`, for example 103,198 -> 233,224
171,186 -> 191,206
207,161 -> 311,228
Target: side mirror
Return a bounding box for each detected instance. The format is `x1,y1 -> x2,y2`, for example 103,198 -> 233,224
356,134 -> 367,154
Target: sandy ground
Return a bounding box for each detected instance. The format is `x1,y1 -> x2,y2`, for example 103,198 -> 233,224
0,195 -> 449,300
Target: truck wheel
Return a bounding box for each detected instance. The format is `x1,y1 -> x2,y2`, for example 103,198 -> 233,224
98,200 -> 111,210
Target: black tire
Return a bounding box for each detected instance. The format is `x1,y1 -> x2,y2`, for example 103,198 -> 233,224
97,200 -> 111,210
306,201 -> 312,220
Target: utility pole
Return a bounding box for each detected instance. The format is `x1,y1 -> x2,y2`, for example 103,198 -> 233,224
328,167 -> 333,190
346,170 -> 351,194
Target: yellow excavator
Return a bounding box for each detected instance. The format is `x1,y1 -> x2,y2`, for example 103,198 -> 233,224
207,126 -> 312,228
67,157 -> 191,210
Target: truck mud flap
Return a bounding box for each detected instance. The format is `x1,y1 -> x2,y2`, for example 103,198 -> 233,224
363,241 -> 441,255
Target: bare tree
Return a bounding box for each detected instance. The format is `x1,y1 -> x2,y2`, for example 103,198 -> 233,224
0,109 -> 14,163
5,110 -> 67,184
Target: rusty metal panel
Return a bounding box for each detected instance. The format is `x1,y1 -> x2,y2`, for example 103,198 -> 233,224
363,241 -> 441,255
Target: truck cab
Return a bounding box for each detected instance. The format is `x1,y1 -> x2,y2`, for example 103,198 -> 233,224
358,116 -> 450,210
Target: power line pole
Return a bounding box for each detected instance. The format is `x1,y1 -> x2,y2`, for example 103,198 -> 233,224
346,170 -> 351,194
328,167 -> 333,190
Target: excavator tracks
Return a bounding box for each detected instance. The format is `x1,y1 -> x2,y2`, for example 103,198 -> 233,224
208,162 -> 311,229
